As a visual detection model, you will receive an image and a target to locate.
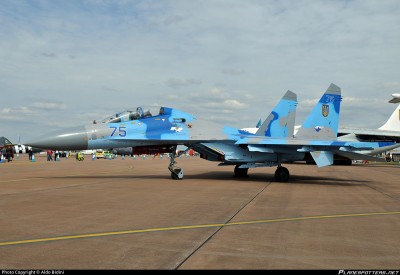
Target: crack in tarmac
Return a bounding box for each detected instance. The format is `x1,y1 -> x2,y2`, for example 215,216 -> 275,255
174,181 -> 272,269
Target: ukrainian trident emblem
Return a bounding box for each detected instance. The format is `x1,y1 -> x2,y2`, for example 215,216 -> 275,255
322,104 -> 329,117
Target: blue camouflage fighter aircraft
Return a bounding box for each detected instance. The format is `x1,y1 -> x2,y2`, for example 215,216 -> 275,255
27,84 -> 398,181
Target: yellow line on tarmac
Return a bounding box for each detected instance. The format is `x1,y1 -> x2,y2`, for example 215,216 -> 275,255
1,211 -> 400,247
0,177 -> 45,183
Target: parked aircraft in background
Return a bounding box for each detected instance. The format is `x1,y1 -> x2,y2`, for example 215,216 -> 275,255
338,104 -> 400,143
26,84 -> 398,181
1,136 -> 42,155
0,136 -> 14,162
389,93 -> 400,104
13,144 -> 42,154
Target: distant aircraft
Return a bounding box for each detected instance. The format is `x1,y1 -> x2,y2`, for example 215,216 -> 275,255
389,93 -> 400,104
0,136 -> 15,161
13,144 -> 42,154
337,92 -> 400,143
26,84 -> 398,181
1,136 -> 41,155
338,104 -> 400,143
0,136 -> 13,148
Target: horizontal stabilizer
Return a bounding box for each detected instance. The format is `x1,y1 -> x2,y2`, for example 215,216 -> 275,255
366,143 -> 400,155
310,151 -> 334,167
333,150 -> 385,162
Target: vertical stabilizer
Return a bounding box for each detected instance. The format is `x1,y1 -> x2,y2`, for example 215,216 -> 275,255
295,83 -> 342,140
378,104 -> 400,131
256,90 -> 298,138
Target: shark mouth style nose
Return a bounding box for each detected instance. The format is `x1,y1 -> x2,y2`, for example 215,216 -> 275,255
26,126 -> 89,150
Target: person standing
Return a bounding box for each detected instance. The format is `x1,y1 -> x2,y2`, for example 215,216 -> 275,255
28,149 -> 33,160
46,150 -> 53,161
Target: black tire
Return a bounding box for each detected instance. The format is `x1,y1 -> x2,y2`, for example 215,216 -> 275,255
171,169 -> 183,180
234,165 -> 248,177
274,167 -> 290,182
171,172 -> 179,180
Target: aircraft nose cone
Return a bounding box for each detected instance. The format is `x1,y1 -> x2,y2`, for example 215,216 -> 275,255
26,126 -> 89,150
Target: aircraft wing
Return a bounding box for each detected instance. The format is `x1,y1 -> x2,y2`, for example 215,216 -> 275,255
339,127 -> 400,140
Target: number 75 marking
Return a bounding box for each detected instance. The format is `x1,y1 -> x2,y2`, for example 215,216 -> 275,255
110,126 -> 127,137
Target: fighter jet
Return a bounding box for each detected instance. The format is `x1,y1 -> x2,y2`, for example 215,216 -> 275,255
27,84 -> 398,181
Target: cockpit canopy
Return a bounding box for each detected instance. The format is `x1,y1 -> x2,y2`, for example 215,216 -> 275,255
95,106 -> 171,124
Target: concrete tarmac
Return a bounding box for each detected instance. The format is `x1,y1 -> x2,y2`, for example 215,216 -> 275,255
0,154 -> 399,270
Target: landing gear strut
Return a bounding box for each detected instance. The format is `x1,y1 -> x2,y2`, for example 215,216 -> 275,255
168,146 -> 184,180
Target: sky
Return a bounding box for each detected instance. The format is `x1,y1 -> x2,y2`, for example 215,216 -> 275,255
1,0 -> 400,143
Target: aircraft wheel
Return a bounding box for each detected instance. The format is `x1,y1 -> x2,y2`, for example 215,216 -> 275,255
234,165 -> 248,177
171,168 -> 184,180
274,167 -> 290,182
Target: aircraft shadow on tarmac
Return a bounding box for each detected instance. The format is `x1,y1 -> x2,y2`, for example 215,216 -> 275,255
49,171 -> 370,186
187,172 -> 369,186
286,175 -> 369,186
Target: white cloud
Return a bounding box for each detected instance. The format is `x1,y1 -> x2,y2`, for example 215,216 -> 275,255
165,77 -> 202,88
31,101 -> 67,110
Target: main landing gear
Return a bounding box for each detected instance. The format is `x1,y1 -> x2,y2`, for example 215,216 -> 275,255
274,154 -> 290,182
234,165 -> 248,177
274,166 -> 290,182
169,146 -> 184,180
234,165 -> 290,182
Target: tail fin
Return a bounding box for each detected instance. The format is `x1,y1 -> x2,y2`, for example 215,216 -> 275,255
256,90 -> 297,137
378,104 -> 400,131
295,83 -> 342,140
256,119 -> 262,128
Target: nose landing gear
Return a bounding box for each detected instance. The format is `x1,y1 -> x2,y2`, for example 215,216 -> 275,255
168,145 -> 184,180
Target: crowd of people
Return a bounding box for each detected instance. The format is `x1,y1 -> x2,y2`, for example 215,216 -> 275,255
46,150 -> 68,161
0,147 -> 71,162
